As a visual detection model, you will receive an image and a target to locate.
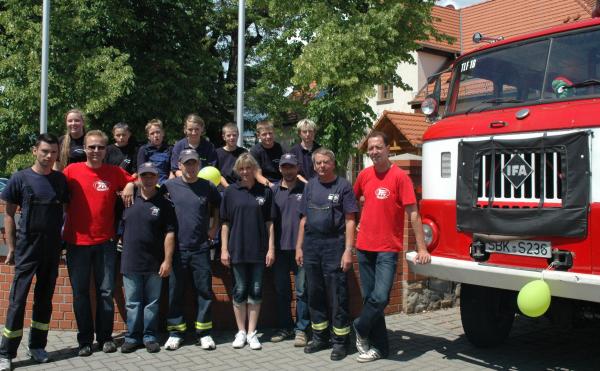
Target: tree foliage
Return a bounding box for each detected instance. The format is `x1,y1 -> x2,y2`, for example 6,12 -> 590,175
0,0 -> 445,175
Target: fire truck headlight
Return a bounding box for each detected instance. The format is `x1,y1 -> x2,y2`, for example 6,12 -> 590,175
422,218 -> 439,249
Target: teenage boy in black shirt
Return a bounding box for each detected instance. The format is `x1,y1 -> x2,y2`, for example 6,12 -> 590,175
250,120 -> 283,187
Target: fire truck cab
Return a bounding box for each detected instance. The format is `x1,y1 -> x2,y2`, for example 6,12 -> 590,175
407,16 -> 600,347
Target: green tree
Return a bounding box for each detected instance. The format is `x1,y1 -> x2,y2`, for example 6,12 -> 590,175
247,0 -> 448,169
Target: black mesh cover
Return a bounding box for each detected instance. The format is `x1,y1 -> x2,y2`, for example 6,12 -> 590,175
456,131 -> 590,238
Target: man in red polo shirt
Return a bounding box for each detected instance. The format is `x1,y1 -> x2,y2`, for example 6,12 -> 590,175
63,130 -> 135,357
353,131 -> 430,363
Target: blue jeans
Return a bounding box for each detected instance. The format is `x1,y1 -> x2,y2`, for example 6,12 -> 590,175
272,250 -> 309,332
66,241 -> 117,346
123,273 -> 162,344
354,250 -> 398,358
167,248 -> 213,338
231,263 -> 264,305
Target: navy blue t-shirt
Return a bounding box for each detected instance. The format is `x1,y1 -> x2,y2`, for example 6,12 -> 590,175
288,142 -> 320,179
299,176 -> 358,237
137,143 -> 173,185
220,182 -> 275,264
249,142 -> 284,183
171,137 -> 217,172
121,192 -> 176,274
1,168 -> 69,236
215,146 -> 247,185
273,181 -> 305,251
162,177 -> 221,250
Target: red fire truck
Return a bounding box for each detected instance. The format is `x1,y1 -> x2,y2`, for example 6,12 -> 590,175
407,15 -> 600,347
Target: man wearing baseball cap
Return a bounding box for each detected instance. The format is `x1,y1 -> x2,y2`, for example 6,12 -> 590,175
162,149 -> 221,350
120,162 -> 176,353
270,154 -> 310,346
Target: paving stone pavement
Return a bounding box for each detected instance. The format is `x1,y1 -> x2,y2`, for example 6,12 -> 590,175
6,307 -> 600,370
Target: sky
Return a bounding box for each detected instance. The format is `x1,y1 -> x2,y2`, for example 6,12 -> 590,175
436,0 -> 487,8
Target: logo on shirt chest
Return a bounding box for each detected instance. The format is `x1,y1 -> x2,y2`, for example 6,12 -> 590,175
93,180 -> 111,192
256,196 -> 266,205
375,187 -> 390,200
150,206 -> 160,216
327,193 -> 340,203
296,194 -> 303,201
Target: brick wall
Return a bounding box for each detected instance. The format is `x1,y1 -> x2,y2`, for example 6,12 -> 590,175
0,158 -> 424,331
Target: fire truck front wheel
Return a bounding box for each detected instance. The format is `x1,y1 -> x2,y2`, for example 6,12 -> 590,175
460,283 -> 517,348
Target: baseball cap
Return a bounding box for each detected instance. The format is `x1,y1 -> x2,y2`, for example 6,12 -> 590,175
179,149 -> 199,163
137,162 -> 158,175
279,153 -> 298,166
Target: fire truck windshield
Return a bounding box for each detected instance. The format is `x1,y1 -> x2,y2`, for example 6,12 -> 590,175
446,27 -> 600,115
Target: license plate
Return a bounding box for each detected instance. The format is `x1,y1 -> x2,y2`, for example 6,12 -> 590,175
485,240 -> 552,258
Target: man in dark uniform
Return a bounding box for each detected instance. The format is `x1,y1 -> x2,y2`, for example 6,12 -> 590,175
0,134 -> 69,370
120,162 -> 176,354
295,148 -> 358,361
270,154 -> 310,347
162,149 -> 221,351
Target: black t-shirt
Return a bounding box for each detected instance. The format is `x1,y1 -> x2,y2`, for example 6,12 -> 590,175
299,176 -> 358,237
105,141 -> 138,175
121,192 -> 176,274
0,168 -> 69,236
273,181 -> 305,251
216,147 -> 247,185
250,142 -> 284,183
289,142 -> 320,179
220,182 -> 275,264
162,177 -> 221,250
59,135 -> 86,165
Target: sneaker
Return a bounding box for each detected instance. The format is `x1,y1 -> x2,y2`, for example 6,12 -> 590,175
144,341 -> 161,353
164,336 -> 183,351
198,335 -> 216,350
294,331 -> 307,347
247,331 -> 261,350
0,357 -> 12,371
27,348 -> 50,363
304,339 -> 330,354
330,344 -> 347,361
353,322 -> 369,354
357,347 -> 382,363
270,328 -> 293,343
77,344 -> 92,357
232,330 -> 246,349
102,340 -> 117,353
120,342 -> 140,353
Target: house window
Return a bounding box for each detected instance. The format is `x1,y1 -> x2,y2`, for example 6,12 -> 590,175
378,84 -> 394,103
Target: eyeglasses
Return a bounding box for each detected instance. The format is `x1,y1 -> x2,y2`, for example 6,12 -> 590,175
86,145 -> 106,150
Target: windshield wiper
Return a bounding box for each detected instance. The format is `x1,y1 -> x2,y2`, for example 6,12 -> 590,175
464,98 -> 523,115
564,79 -> 600,89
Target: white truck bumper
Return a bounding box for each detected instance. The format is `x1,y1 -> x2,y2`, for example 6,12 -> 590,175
406,251 -> 600,303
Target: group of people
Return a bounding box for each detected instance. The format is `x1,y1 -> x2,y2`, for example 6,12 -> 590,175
0,110 -> 430,371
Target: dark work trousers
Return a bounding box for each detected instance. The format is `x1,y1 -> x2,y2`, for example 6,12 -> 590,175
303,235 -> 350,345
167,248 -> 213,338
0,233 -> 61,359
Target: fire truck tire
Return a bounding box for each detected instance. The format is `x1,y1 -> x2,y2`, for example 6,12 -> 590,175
460,283 -> 516,348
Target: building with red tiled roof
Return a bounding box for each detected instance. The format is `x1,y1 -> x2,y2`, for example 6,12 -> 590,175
358,111 -> 428,153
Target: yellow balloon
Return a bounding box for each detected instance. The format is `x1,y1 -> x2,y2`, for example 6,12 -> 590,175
198,166 -> 221,186
517,279 -> 551,317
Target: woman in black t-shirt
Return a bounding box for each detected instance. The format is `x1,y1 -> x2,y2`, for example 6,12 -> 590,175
55,109 -> 86,171
220,153 -> 275,350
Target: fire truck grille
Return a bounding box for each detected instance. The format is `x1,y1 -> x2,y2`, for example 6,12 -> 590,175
476,152 -> 563,208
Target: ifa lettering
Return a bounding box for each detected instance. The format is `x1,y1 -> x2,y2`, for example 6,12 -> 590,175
502,154 -> 533,189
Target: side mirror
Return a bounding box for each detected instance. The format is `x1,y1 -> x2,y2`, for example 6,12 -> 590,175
422,95 -> 439,118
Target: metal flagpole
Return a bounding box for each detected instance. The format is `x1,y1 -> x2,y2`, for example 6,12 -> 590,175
40,0 -> 50,134
236,0 -> 245,146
